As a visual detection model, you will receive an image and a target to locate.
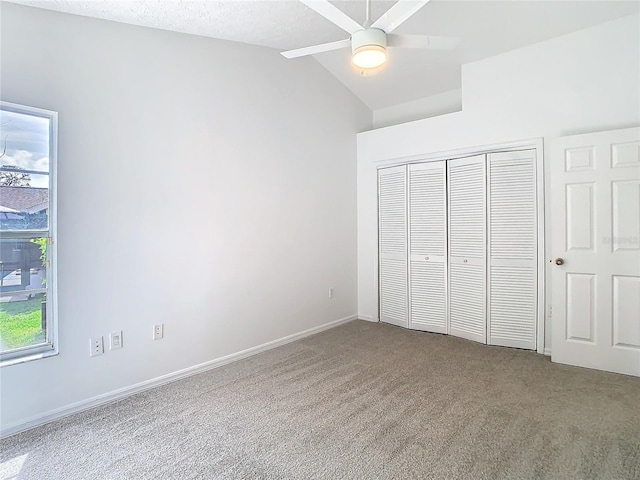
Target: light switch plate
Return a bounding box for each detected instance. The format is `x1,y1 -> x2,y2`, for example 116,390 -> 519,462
110,331 -> 123,350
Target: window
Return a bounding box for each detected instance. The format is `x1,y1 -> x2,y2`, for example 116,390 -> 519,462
0,102 -> 57,365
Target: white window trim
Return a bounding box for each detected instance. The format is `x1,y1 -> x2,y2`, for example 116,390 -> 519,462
0,101 -> 58,366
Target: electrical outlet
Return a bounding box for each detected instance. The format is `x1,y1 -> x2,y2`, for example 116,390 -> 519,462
153,323 -> 164,340
90,337 -> 104,357
329,287 -> 334,299
110,331 -> 123,350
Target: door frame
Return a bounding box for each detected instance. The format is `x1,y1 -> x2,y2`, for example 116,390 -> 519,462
375,138 -> 546,354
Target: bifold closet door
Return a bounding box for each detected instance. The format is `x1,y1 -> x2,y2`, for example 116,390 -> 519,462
408,162 -> 447,333
488,150 -> 537,350
378,165 -> 408,328
448,155 -> 487,343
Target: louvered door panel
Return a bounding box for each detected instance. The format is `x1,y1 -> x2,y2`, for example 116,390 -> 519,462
380,258 -> 408,324
378,165 -> 408,328
450,263 -> 485,339
449,158 -> 486,259
408,162 -> 447,333
488,150 -> 537,349
410,262 -> 446,331
448,155 -> 486,343
490,265 -> 536,346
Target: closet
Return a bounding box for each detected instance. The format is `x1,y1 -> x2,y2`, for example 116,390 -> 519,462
378,149 -> 539,350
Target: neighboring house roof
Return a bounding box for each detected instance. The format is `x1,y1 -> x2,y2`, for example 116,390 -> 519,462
0,186 -> 49,213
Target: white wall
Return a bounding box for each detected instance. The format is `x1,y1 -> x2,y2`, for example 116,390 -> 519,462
357,14 -> 640,349
372,89 -> 462,129
0,3 -> 371,432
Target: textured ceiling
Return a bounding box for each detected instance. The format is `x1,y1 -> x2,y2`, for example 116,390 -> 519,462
5,1 -> 640,110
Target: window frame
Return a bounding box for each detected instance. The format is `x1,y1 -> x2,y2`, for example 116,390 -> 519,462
0,101 -> 58,366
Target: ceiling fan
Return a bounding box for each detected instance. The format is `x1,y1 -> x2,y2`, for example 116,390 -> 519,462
281,0 -> 459,70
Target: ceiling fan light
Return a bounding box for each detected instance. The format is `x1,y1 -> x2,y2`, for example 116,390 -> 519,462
352,45 -> 387,69
351,28 -> 388,70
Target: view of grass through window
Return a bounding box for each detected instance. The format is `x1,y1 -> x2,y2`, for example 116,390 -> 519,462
0,103 -> 53,357
0,293 -> 45,350
0,237 -> 48,352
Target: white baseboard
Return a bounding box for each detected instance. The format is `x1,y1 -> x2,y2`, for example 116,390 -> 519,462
544,348 -> 552,356
357,314 -> 376,322
1,314 -> 358,439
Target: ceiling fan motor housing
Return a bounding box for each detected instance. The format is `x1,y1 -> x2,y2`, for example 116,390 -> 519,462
351,28 -> 387,53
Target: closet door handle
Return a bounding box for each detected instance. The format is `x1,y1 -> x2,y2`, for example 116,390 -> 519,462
555,258 -> 565,266
425,256 -> 429,261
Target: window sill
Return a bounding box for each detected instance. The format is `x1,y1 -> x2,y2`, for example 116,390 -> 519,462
0,346 -> 58,367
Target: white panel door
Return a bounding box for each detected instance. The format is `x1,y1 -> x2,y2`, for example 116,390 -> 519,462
378,165 -> 408,328
551,127 -> 640,376
408,161 -> 447,333
488,150 -> 537,350
448,155 -> 486,343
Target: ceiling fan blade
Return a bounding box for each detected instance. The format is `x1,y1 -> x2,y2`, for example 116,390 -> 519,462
299,0 -> 362,35
281,38 -> 351,59
371,0 -> 431,34
387,34 -> 460,50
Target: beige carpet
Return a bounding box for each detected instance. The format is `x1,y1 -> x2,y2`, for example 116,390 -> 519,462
1,320 -> 639,479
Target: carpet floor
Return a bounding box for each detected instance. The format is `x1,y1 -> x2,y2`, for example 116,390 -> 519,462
1,320 -> 639,479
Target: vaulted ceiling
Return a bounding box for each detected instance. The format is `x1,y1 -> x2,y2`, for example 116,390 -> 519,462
6,1 -> 639,110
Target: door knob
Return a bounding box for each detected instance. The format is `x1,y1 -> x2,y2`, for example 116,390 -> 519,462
555,258 -> 565,266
